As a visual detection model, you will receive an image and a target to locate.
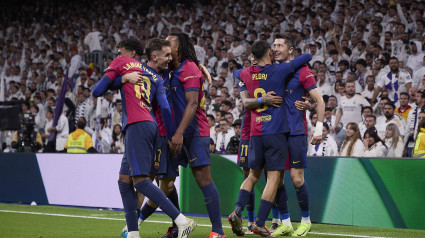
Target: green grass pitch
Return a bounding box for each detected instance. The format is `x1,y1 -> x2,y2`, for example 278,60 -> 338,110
1,203 -> 424,238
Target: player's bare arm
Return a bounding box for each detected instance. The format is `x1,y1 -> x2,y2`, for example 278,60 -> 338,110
169,91 -> 198,157
240,90 -> 283,109
308,88 -> 325,145
198,64 -> 212,85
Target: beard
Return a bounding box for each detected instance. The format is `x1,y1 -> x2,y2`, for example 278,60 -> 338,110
384,113 -> 393,119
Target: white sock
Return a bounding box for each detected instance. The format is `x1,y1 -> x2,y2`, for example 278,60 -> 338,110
137,218 -> 144,226
301,216 -> 311,224
174,213 -> 187,227
127,231 -> 140,238
272,218 -> 281,224
282,218 -> 292,226
248,221 -> 253,226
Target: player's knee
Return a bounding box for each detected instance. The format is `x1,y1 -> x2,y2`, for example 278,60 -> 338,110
118,174 -> 132,184
118,180 -> 133,193
292,177 -> 304,187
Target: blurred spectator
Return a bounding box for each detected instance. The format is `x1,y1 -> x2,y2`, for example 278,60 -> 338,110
110,124 -> 124,153
46,111 -> 69,152
64,117 -> 96,153
413,119 -> 425,158
340,122 -> 364,157
384,123 -> 404,157
395,92 -> 413,122
376,102 -> 406,140
362,127 -> 388,157
93,118 -> 112,153
308,122 -> 338,156
225,119 -> 241,154
216,119 -> 234,153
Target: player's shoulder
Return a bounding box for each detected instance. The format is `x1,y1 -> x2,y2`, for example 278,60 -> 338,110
299,65 -> 314,79
180,59 -> 202,78
233,68 -> 244,79
142,64 -> 160,81
354,94 -> 367,100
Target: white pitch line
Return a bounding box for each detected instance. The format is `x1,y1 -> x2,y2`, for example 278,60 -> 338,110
0,210 -> 390,238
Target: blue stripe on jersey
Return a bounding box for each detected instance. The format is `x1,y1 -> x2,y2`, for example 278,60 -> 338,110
120,87 -> 129,131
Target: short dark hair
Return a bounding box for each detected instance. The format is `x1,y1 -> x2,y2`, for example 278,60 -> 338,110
274,33 -> 295,49
77,117 -> 87,129
145,38 -> 171,61
385,102 -> 396,110
400,92 -> 409,99
251,40 -> 271,60
116,38 -> 144,56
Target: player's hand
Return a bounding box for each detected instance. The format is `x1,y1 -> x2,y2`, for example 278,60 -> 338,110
169,132 -> 183,158
263,91 -> 283,107
295,96 -> 310,111
199,64 -> 212,85
122,72 -> 143,85
310,135 -> 322,145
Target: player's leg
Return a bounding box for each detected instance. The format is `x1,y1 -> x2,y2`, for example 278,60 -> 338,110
265,168 -> 281,233
229,137 -> 263,236
229,168 -> 262,236
249,134 -> 287,237
118,156 -> 139,238
128,122 -> 195,238
289,135 -> 311,237
243,167 -> 256,234
187,136 -> 224,237
272,170 -> 293,236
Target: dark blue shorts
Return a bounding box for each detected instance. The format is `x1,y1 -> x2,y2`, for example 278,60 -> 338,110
152,136 -> 179,179
125,121 -> 157,177
119,156 -> 129,175
237,139 -> 250,168
248,134 -> 287,171
179,136 -> 210,168
285,134 -> 307,170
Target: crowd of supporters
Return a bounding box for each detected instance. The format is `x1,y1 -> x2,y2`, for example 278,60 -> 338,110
1,0 -> 425,157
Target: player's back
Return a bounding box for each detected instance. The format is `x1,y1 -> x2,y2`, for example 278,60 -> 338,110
170,59 -> 209,137
235,68 -> 251,141
284,65 -> 317,135
241,64 -> 289,136
105,57 -> 162,130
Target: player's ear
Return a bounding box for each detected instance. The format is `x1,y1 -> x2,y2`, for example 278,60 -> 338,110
288,47 -> 294,55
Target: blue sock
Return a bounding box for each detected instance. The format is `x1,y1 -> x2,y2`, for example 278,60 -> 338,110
246,188 -> 255,223
272,206 -> 279,219
235,189 -> 251,218
295,183 -> 310,218
118,181 -> 138,232
275,185 -> 289,220
256,199 -> 274,227
201,182 -> 224,235
140,203 -> 156,220
133,180 -> 180,220
168,185 -> 180,227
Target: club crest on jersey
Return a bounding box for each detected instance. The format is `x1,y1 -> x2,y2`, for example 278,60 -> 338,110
252,73 -> 267,80
154,162 -> 160,169
239,157 -> 245,163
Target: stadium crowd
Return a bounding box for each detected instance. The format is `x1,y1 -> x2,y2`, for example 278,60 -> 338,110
1,0 -> 425,157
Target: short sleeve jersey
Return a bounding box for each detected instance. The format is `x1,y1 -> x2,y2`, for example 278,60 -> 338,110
170,59 -> 209,137
234,68 -> 251,141
104,57 -> 165,131
284,65 -> 317,135
337,94 -> 370,125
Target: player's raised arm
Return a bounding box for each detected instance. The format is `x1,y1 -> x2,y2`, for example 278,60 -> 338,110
93,74 -> 114,97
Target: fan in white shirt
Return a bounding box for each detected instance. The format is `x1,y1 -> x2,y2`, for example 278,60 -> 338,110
361,75 -> 376,100
333,81 -> 371,131
384,123 -> 405,157
316,71 -> 334,96
339,122 -> 364,157
376,102 -> 406,140
340,122 -> 365,157
308,122 -> 338,156
362,127 -> 388,157
215,119 -> 235,153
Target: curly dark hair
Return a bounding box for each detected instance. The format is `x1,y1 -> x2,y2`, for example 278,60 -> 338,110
169,33 -> 198,66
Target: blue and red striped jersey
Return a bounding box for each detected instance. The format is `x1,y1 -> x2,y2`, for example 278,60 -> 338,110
104,56 -> 165,131
170,59 -> 209,137
239,54 -> 312,136
284,65 -> 317,135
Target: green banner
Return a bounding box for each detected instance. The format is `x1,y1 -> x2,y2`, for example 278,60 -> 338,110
179,155 -> 425,230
